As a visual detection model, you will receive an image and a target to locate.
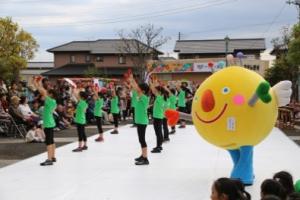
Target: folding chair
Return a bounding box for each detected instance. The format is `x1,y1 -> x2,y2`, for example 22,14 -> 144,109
10,117 -> 27,138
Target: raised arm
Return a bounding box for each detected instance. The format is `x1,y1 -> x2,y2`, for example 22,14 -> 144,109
32,77 -> 47,97
128,74 -> 143,96
149,79 -> 159,96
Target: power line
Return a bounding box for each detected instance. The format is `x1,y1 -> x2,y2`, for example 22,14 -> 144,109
21,0 -> 235,28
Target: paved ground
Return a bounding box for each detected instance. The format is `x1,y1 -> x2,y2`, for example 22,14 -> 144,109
0,119 -> 299,168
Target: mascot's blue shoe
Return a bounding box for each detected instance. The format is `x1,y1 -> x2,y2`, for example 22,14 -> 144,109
228,146 -> 254,185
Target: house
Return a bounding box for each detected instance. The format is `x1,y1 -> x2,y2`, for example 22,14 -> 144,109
174,38 -> 266,59
21,62 -> 54,82
42,39 -> 163,80
148,38 -> 268,83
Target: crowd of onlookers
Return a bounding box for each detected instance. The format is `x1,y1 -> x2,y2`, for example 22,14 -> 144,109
0,78 -> 197,143
211,171 -> 300,200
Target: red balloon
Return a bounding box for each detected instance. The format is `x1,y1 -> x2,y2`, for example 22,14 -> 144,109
208,61 -> 214,68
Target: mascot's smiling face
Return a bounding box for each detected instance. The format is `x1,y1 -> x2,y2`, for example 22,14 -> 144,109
192,66 -> 278,149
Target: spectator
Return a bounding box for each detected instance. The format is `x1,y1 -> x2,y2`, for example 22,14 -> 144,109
261,179 -> 284,200
273,171 -> 295,198
8,96 -> 27,125
0,93 -> 9,112
25,125 -> 45,143
211,177 -> 249,200
8,82 -> 20,99
18,96 -> 40,124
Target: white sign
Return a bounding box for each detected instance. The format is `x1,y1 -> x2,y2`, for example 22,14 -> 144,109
193,61 -> 225,72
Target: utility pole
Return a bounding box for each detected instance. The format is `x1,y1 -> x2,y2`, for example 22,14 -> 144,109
178,32 -> 181,41
224,35 -> 230,66
287,0 -> 300,23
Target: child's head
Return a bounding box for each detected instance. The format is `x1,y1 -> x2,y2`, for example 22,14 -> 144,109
211,178 -> 246,200
79,91 -> 88,100
139,83 -> 150,95
48,89 -> 58,99
273,171 -> 295,195
261,179 -> 284,199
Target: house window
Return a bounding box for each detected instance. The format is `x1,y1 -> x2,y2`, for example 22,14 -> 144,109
118,55 -> 126,64
96,56 -> 103,62
70,55 -> 75,63
86,55 -> 91,63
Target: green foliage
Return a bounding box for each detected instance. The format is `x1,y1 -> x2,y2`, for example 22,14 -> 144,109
0,17 -> 38,81
287,24 -> 300,66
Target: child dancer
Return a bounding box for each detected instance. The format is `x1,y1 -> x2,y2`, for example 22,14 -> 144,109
72,89 -> 88,152
167,87 -> 177,134
33,77 -> 57,166
110,84 -> 120,134
149,79 -> 165,153
128,74 -> 150,165
162,85 -> 170,142
93,87 -> 104,142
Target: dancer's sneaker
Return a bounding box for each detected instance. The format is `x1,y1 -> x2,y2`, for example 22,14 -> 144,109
72,147 -> 82,152
95,136 -> 104,142
134,155 -> 143,162
178,125 -> 186,128
169,130 -> 176,134
52,157 -> 57,162
151,147 -> 161,153
135,157 -> 149,165
110,130 -> 119,134
40,159 -> 53,166
81,146 -> 88,150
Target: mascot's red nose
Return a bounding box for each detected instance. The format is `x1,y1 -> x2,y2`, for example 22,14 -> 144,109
201,89 -> 215,112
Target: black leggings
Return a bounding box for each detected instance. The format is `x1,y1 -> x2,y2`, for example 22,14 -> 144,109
131,107 -> 136,125
153,118 -> 163,148
95,116 -> 103,133
178,106 -> 186,123
112,113 -> 119,128
77,124 -> 87,142
163,118 -> 169,139
44,128 -> 54,145
137,124 -> 147,148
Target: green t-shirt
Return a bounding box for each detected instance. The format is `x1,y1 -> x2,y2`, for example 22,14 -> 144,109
110,96 -> 120,114
163,98 -> 170,118
177,89 -> 186,107
94,98 -> 104,117
131,90 -> 137,108
135,94 -> 149,125
168,95 -> 177,110
43,96 -> 57,128
75,100 -> 88,125
153,95 -> 164,119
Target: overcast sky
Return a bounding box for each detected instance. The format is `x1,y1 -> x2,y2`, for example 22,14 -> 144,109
0,0 -> 298,61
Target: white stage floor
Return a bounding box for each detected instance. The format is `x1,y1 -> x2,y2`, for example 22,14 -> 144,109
0,125 -> 299,200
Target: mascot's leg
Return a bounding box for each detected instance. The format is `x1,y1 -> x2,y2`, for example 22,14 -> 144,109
228,146 -> 254,185
228,149 -> 240,177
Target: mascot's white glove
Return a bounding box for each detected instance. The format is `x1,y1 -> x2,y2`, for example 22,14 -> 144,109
272,81 -> 292,107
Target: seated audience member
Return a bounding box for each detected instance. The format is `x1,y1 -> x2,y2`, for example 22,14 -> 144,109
25,125 -> 45,143
273,171 -> 295,198
210,177 -> 250,200
261,179 -> 284,200
18,96 -> 40,124
0,99 -> 11,120
0,93 -> 9,112
54,104 -> 71,129
9,96 -> 27,125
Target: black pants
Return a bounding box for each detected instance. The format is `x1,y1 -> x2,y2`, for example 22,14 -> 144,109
178,106 -> 186,123
131,107 -> 136,125
112,113 -> 119,128
137,124 -> 147,148
44,127 -> 54,145
77,124 -> 87,142
163,118 -> 169,139
95,116 -> 103,133
122,110 -> 127,121
153,118 -> 163,148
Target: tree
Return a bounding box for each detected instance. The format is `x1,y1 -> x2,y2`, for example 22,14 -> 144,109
0,17 -> 39,81
117,24 -> 169,82
265,24 -> 300,101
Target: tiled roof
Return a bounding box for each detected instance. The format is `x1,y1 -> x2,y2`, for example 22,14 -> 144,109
47,39 -> 163,54
174,38 -> 266,54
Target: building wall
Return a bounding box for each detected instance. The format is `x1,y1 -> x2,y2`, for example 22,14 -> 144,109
54,52 -> 139,68
155,72 -> 211,84
20,69 -> 51,82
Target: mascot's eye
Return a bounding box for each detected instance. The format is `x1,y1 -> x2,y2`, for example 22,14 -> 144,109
222,87 -> 230,95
